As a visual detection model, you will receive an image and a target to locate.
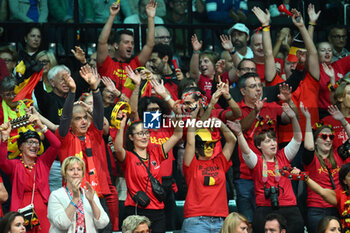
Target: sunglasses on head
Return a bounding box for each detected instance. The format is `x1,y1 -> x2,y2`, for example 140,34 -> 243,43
318,133 -> 335,140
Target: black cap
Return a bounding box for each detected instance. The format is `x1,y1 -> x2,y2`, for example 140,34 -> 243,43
17,130 -> 40,148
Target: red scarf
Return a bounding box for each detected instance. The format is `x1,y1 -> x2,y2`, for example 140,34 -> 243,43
73,133 -> 102,197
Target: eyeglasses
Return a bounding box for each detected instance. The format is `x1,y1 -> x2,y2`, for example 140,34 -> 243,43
318,133 -> 335,140
38,60 -> 50,65
239,67 -> 257,72
246,83 -> 263,89
331,35 -> 347,40
25,140 -> 40,146
156,36 -> 171,40
133,130 -> 150,137
2,92 -> 16,98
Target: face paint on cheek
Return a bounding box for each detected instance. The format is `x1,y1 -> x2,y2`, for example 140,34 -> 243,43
204,142 -> 215,157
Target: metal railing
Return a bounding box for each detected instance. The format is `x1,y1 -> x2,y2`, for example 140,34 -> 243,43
0,22 -> 342,60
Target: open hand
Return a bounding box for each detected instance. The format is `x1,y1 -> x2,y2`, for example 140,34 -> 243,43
191,34 -> 202,52
227,120 -> 242,135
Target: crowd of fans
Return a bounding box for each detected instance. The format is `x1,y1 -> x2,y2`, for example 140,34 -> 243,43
0,0 -> 349,233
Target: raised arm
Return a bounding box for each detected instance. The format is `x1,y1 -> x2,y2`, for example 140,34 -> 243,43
219,34 -> 240,83
126,66 -> 141,117
113,113 -> 127,162
306,178 -> 337,206
58,73 -> 76,137
138,0 -> 156,65
328,105 -> 350,138
240,98 -> 265,132
282,103 -> 302,163
227,120 -> 257,168
79,65 -> 103,130
300,102 -> 314,150
284,103 -> 302,143
252,7 -> 276,82
219,119 -> 237,161
189,34 -> 202,82
292,9 -> 319,80
97,2 -> 120,65
163,117 -> 183,155
184,105 -> 200,167
273,28 -> 291,58
307,4 -> 321,39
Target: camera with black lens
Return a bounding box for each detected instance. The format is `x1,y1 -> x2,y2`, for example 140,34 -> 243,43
264,185 -> 280,209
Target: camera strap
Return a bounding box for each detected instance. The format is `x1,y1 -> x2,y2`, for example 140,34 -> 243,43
262,157 -> 281,183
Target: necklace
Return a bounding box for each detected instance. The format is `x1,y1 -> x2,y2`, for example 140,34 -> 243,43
20,158 -> 35,170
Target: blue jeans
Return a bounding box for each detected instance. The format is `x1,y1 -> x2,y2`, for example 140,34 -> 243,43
233,179 -> 256,222
307,207 -> 339,233
49,160 -> 62,192
181,216 -> 224,233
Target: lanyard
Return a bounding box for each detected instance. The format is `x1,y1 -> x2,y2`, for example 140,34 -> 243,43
262,157 -> 281,184
65,186 -> 84,215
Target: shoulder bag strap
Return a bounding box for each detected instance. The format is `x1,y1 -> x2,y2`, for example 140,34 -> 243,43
325,165 -> 337,190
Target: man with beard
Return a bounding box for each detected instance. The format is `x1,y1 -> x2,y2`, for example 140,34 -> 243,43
228,23 -> 253,59
146,43 -> 183,100
97,0 -> 156,99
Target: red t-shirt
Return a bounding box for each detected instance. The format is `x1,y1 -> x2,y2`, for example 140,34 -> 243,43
278,72 -> 320,143
122,145 -> 166,209
183,152 -> 232,218
305,154 -> 342,207
97,55 -> 141,98
251,149 -> 296,206
319,55 -> 350,110
322,116 -> 350,151
237,100 -> 283,179
198,74 -> 230,101
149,128 -> 173,177
55,124 -> 111,195
256,58 -> 284,85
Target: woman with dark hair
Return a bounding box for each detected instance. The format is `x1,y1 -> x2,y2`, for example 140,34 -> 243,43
317,216 -> 342,233
229,103 -> 304,233
306,163 -> 350,232
114,112 -> 182,233
138,96 -> 176,230
301,103 -> 342,233
0,115 -> 61,233
0,212 -> 26,233
18,26 -> 42,62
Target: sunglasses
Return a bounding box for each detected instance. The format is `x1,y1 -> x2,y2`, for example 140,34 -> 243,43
199,141 -> 216,149
318,133 -> 335,140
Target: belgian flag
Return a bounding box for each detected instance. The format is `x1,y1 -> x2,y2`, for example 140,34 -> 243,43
13,58 -> 43,102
